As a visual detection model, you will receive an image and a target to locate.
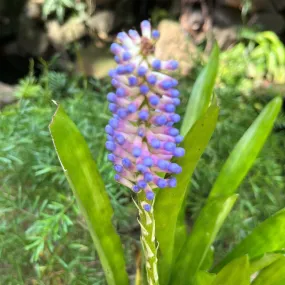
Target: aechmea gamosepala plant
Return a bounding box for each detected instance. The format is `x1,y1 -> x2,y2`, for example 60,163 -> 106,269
105,20 -> 185,213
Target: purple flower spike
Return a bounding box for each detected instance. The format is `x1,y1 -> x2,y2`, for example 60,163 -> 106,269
128,76 -> 138,86
152,30 -> 160,39
147,74 -> 157,85
105,20 -> 184,211
149,95 -> 160,105
143,203 -> 151,212
138,180 -> 147,189
133,185 -> 140,193
152,59 -> 161,70
133,147 -> 142,157
140,84 -> 149,94
139,110 -> 149,121
137,66 -> 148,77
146,191 -> 155,200
144,172 -> 153,182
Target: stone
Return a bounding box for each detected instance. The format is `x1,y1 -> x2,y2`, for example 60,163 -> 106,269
25,1 -> 41,19
46,17 -> 86,48
155,20 -> 197,75
87,10 -> 115,39
75,45 -> 116,78
213,26 -> 239,49
0,82 -> 17,109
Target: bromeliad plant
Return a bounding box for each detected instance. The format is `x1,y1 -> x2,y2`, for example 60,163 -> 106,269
49,21 -> 285,285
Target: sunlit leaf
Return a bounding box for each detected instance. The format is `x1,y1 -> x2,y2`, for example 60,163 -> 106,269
171,194 -> 238,285
214,208 -> 285,273
181,43 -> 220,136
155,105 -> 219,285
193,271 -> 216,285
212,256 -> 250,285
209,97 -> 282,199
250,253 -> 283,274
252,256 -> 285,285
49,104 -> 128,285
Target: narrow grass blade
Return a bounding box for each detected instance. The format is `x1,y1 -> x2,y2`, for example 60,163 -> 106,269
213,208 -> 285,273
181,43 -> 220,137
171,194 -> 238,285
209,97 -> 282,199
212,256 -> 250,285
252,256 -> 285,285
154,105 -> 219,285
49,104 -> 129,285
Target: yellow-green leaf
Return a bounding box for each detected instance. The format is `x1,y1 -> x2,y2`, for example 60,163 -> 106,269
214,208 -> 285,273
154,105 -> 219,285
212,256 -> 250,285
250,253 -> 283,275
194,271 -> 216,285
171,194 -> 238,285
252,256 -> 285,285
181,43 -> 220,136
49,104 -> 128,285
209,97 -> 282,199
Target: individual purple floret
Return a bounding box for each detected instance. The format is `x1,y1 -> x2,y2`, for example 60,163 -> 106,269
106,20 -> 184,211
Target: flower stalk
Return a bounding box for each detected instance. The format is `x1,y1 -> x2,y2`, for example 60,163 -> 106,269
137,192 -> 159,285
105,20 -> 184,285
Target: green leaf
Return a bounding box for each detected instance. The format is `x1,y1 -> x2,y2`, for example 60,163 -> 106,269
252,256 -> 285,285
181,43 -> 220,136
212,256 -> 250,285
171,194 -> 238,285
250,253 -> 283,274
201,246 -> 215,271
49,105 -> 128,285
209,97 -> 282,199
193,271 -> 216,285
154,105 -> 219,285
213,208 -> 285,273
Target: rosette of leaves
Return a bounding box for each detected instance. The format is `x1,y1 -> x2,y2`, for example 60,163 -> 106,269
49,28 -> 285,285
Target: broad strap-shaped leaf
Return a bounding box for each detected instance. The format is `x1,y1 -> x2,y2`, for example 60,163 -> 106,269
49,105 -> 129,285
212,256 -> 250,285
200,246 -> 215,271
252,256 -> 285,285
171,194 -> 238,285
250,253 -> 283,275
209,97 -> 282,199
213,208 -> 285,273
193,271 -> 216,285
181,43 -> 220,137
154,105 -> 219,285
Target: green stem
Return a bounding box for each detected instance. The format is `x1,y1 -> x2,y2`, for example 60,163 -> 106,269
136,192 -> 159,285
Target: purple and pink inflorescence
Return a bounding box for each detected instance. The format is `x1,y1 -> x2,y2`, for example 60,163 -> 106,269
105,20 -> 185,211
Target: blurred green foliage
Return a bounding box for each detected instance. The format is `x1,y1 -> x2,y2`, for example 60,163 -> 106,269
220,30 -> 285,86
1,34 -> 285,283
